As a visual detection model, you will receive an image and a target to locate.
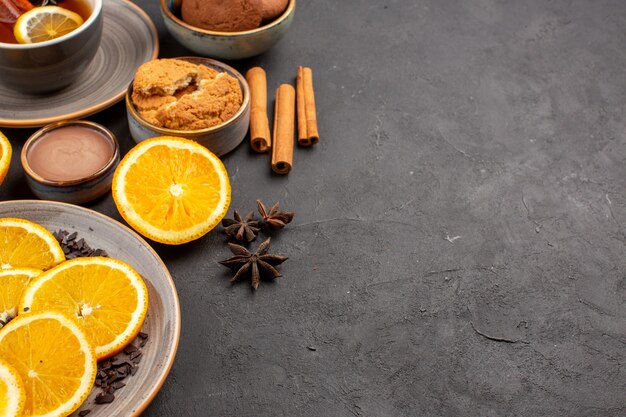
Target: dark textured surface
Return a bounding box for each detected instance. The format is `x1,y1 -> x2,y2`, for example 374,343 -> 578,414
1,0 -> 626,416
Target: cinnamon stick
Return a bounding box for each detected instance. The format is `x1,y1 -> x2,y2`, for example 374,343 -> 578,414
271,84 -> 295,175
296,66 -> 319,146
246,67 -> 271,152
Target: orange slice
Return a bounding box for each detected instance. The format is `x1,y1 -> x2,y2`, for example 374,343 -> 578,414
0,268 -> 41,327
112,136 -> 231,245
0,218 -> 65,271
13,6 -> 83,44
20,256 -> 149,360
0,132 -> 11,187
0,359 -> 25,417
0,312 -> 96,417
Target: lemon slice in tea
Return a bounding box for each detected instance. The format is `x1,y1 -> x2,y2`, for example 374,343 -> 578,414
14,6 -> 84,44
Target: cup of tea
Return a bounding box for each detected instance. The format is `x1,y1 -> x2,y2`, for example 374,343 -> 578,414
0,0 -> 103,94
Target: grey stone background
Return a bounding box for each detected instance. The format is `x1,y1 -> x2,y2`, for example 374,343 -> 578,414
1,0 -> 625,415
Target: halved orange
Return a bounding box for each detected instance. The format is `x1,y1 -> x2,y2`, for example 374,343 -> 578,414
0,268 -> 41,327
0,218 -> 65,270
20,256 -> 149,359
0,312 -> 96,417
112,136 -> 231,245
13,6 -> 83,44
0,358 -> 25,417
0,132 -> 11,187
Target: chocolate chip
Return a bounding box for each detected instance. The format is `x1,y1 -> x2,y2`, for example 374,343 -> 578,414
116,367 -> 129,378
124,344 -> 138,354
111,358 -> 127,367
55,229 -> 110,261
94,393 -> 115,404
112,381 -> 126,389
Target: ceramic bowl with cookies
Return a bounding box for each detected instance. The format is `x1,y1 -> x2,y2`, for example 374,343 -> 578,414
160,0 -> 295,60
126,57 -> 250,156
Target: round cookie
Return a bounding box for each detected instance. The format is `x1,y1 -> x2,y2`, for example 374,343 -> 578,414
133,59 -> 199,96
182,0 -> 263,32
260,0 -> 289,21
154,73 -> 243,130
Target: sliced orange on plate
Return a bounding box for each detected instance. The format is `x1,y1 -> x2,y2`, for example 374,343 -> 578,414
0,218 -> 65,270
112,136 -> 231,245
13,6 -> 83,44
0,268 -> 41,327
20,256 -> 149,360
0,311 -> 96,417
0,132 -> 11,187
0,359 -> 25,417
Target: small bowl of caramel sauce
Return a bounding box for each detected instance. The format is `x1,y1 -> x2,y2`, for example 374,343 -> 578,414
21,120 -> 120,204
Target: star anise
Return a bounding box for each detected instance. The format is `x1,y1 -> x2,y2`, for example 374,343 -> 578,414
256,200 -> 295,229
221,210 -> 260,242
219,238 -> 287,289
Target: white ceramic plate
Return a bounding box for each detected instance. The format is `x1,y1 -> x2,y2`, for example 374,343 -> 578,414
0,200 -> 180,417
